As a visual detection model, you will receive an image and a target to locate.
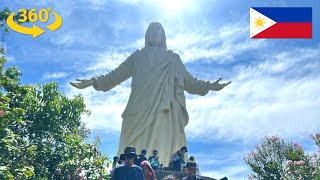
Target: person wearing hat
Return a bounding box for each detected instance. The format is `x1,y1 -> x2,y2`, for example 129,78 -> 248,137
169,146 -> 188,171
111,146 -> 145,180
181,161 -> 203,180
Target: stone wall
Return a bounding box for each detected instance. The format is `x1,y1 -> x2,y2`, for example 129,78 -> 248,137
154,170 -> 217,180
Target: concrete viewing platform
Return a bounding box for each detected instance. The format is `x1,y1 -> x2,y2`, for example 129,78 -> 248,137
154,170 -> 218,180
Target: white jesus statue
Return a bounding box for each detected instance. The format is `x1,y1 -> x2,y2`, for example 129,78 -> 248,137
70,22 -> 231,166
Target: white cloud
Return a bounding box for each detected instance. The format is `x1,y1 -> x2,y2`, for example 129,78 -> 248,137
81,19 -> 265,72
202,165 -> 249,180
84,0 -> 108,9
68,21 -> 263,132
196,148 -> 251,179
104,19 -> 265,64
165,22 -> 265,63
66,29 -> 320,145
6,56 -> 15,63
66,77 -> 131,133
43,72 -> 68,79
115,0 -> 143,5
49,34 -> 75,47
185,46 -> 320,142
59,0 -> 319,152
84,49 -> 131,72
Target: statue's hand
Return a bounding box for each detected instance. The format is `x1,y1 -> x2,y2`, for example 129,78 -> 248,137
209,77 -> 231,91
69,79 -> 94,89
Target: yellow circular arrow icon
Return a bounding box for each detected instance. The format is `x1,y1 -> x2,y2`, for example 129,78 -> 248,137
6,8 -> 63,38
6,13 -> 45,38
46,11 -> 63,32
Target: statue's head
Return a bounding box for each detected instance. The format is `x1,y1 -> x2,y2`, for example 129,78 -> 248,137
145,22 -> 167,49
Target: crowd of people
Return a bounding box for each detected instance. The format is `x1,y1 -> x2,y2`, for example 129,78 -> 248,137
110,146 -> 203,180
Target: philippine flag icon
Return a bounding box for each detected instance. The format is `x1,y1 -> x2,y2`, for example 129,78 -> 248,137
250,7 -> 312,38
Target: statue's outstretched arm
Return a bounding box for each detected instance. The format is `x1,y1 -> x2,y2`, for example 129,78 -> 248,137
183,70 -> 211,96
178,55 -> 231,95
70,50 -> 137,92
209,77 -> 231,91
184,70 -> 231,93
70,79 -> 94,89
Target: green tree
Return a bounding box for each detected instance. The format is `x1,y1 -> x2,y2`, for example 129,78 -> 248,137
0,8 -> 27,49
0,45 -> 36,179
244,135 -> 320,180
0,41 -> 110,179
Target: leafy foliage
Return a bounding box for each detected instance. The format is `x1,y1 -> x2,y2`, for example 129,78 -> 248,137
245,135 -> 320,180
0,8 -> 27,33
0,49 -> 111,179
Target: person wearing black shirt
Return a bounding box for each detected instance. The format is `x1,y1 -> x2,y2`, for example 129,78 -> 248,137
169,146 -> 187,171
134,149 -> 148,166
112,146 -> 145,180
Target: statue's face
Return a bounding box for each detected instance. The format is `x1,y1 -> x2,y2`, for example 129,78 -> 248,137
149,23 -> 163,47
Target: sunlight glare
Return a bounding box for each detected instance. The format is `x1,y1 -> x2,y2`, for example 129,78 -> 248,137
160,0 -> 193,13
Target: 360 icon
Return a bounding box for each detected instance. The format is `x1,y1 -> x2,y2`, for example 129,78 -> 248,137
6,8 -> 63,38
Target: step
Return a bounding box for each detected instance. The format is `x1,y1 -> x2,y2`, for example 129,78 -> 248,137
154,170 -> 217,180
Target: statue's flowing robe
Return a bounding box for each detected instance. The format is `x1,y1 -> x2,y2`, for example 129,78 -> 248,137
92,47 -> 211,166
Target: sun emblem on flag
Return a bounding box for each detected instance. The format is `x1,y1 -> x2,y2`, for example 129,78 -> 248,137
254,16 -> 266,29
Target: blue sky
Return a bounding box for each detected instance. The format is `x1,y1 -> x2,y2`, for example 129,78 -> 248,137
2,0 -> 320,179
